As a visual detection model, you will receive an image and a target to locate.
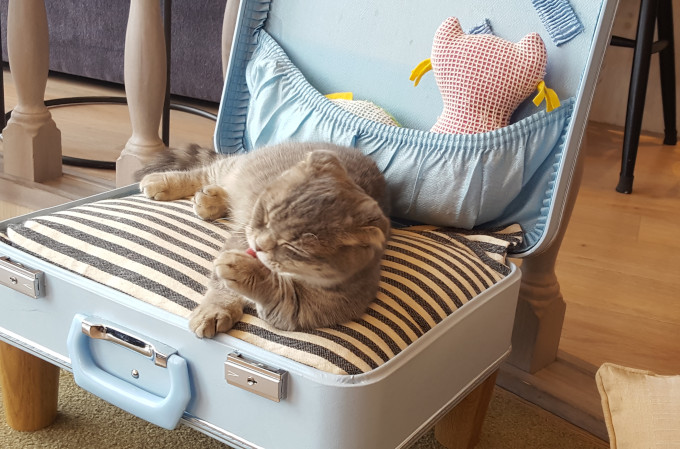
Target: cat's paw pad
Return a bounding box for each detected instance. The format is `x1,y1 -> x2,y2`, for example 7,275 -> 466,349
188,302 -> 240,338
193,185 -> 229,220
139,173 -> 176,201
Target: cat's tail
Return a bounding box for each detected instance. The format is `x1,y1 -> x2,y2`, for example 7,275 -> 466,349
134,144 -> 221,180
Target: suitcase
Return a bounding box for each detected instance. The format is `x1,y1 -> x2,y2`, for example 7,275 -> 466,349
0,0 -> 618,447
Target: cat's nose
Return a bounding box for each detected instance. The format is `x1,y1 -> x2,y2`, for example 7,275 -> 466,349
255,233 -> 276,251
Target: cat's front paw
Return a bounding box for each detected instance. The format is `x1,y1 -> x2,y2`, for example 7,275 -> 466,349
193,185 -> 229,220
214,250 -> 266,293
188,301 -> 242,338
139,173 -> 181,201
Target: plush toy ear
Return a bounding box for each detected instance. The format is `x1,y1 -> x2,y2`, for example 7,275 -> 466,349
517,32 -> 546,56
434,17 -> 465,43
516,32 -> 547,78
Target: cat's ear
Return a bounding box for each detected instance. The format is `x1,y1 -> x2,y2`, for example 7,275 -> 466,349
305,150 -> 347,177
344,198 -> 388,250
358,198 -> 391,236
343,226 -> 387,251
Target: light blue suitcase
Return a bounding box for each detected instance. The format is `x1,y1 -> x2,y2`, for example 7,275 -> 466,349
0,0 -> 617,447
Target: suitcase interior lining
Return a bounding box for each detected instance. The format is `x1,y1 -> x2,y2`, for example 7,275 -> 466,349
222,28 -> 576,254
4,194 -> 521,375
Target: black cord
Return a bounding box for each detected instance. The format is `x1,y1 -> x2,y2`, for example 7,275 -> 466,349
62,156 -> 117,170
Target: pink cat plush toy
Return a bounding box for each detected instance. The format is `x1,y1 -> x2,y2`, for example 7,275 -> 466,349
411,17 -> 549,134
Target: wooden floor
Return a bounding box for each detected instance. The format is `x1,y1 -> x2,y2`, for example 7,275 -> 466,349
557,124 -> 680,376
1,70 -> 679,401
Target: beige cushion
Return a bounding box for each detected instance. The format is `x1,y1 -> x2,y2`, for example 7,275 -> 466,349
4,194 -> 522,375
596,363 -> 680,448
330,98 -> 401,127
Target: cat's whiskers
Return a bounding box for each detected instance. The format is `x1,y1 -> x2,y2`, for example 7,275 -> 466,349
225,218 -> 250,229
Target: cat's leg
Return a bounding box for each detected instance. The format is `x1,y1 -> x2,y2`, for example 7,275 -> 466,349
139,167 -> 210,201
193,185 -> 229,220
188,284 -> 247,338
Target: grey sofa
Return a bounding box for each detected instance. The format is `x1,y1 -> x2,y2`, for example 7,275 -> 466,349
1,0 -> 227,104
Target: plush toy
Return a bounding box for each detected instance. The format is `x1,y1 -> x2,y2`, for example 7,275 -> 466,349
411,17 -> 559,135
326,92 -> 401,127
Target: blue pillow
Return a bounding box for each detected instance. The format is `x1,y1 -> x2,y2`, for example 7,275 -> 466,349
219,30 -> 574,250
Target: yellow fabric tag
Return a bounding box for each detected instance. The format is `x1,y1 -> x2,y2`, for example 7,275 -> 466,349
325,92 -> 354,100
533,81 -> 561,112
410,59 -> 432,87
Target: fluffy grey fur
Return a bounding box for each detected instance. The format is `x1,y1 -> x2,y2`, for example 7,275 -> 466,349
139,142 -> 390,337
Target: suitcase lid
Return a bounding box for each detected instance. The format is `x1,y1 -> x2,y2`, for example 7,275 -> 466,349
214,0 -> 619,256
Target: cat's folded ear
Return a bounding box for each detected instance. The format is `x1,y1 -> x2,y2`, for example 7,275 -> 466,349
358,198 -> 391,236
343,198 -> 390,250
305,150 -> 348,177
343,226 -> 387,251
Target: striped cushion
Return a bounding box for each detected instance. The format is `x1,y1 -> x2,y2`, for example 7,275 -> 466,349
5,194 -> 521,375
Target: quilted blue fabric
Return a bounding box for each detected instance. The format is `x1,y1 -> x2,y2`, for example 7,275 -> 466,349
532,0 -> 584,46
468,19 -> 494,35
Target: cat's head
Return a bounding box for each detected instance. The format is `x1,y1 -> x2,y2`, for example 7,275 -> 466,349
245,150 -> 390,285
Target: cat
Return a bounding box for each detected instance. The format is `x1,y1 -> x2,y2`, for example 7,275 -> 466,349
138,142 -> 391,338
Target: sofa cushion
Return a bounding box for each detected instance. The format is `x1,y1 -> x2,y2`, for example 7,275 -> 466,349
0,0 -> 226,103
596,363 -> 680,449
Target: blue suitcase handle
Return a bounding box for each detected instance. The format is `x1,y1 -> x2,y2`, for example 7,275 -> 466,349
67,314 -> 191,429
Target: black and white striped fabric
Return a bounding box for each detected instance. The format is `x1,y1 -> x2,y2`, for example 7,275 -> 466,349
5,194 -> 522,375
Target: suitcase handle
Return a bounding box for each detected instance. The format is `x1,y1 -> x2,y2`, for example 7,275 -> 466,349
66,314 -> 191,430
80,318 -> 173,368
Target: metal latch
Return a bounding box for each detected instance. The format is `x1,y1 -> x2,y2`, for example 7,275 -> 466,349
0,256 -> 43,298
225,353 -> 287,402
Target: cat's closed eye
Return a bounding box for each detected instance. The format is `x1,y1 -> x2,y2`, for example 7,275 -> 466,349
283,243 -> 308,260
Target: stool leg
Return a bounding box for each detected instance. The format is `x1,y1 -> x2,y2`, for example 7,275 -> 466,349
657,0 -> 677,146
616,0 -> 659,194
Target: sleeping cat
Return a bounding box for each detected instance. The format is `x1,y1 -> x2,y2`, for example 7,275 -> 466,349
138,142 -> 390,338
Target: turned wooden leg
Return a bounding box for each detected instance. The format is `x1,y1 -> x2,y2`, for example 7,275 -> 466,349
0,342 -> 59,431
116,0 -> 168,186
435,370 -> 498,449
507,153 -> 585,374
507,240 -> 568,374
3,0 -> 62,182
221,0 -> 241,78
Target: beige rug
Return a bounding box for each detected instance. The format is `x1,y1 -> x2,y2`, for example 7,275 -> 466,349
0,369 -> 607,448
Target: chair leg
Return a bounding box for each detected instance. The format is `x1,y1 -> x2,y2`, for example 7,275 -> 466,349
0,341 -> 60,431
657,0 -> 677,146
616,0 -> 659,194
434,370 -> 498,449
